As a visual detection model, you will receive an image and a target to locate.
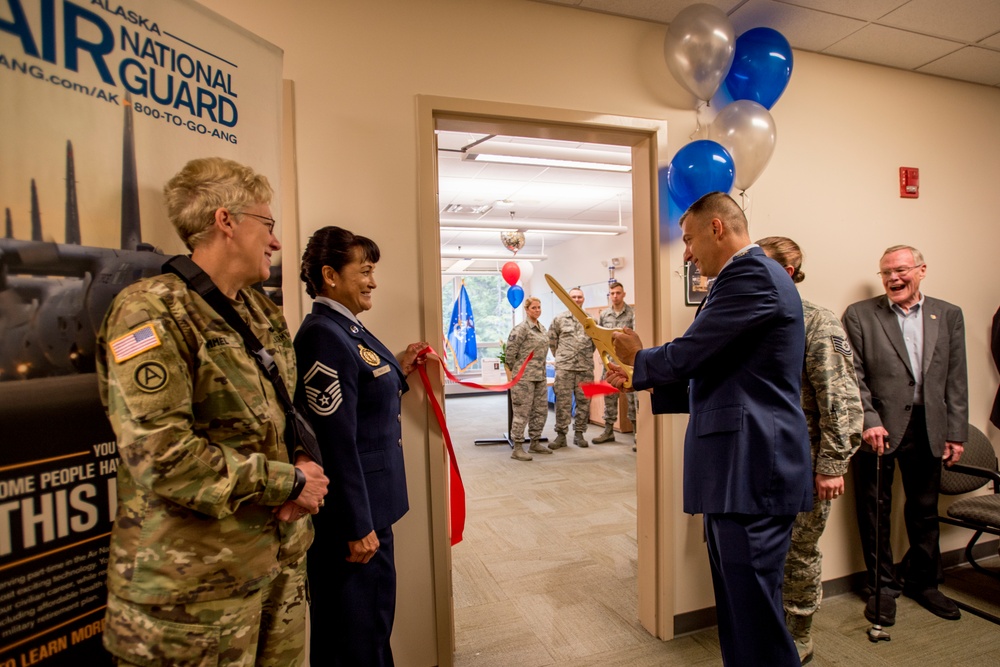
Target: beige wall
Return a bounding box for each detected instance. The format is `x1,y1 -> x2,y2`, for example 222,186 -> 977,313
197,0 -> 1000,661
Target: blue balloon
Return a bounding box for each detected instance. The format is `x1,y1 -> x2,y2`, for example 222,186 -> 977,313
666,140 -> 735,212
507,284 -> 524,308
723,27 -> 793,110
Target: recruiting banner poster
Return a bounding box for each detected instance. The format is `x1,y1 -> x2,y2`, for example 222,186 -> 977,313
0,0 -> 283,664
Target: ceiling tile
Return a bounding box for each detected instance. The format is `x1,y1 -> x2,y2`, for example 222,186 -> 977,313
531,0 -> 998,86
977,31 -> 1000,49
917,46 -> 1000,85
730,0 -> 867,52
824,24 -> 963,70
879,0 -> 1000,42
776,0 -> 910,22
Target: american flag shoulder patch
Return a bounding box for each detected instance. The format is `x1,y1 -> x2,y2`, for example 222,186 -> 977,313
110,323 -> 161,363
831,335 -> 852,358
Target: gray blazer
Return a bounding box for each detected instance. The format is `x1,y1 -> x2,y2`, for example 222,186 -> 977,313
842,295 -> 968,457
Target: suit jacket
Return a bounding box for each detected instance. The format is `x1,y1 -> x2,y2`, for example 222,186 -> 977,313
633,246 -> 811,516
294,302 -> 410,544
842,295 -> 968,456
992,306 -> 1000,428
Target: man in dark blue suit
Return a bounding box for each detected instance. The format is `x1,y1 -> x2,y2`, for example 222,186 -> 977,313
610,192 -> 811,666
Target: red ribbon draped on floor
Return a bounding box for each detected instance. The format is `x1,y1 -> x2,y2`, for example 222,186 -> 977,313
415,348 -> 535,546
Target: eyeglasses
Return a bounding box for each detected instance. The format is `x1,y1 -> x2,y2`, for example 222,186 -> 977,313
877,264 -> 924,279
240,212 -> 276,234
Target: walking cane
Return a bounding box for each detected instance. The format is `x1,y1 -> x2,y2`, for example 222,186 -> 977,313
867,449 -> 891,643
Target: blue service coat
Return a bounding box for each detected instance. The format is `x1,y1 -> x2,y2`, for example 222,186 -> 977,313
633,246 -> 811,516
294,302 -> 410,543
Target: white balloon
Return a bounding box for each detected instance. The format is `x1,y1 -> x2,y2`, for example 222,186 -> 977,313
709,100 -> 776,191
516,260 -> 534,284
664,4 -> 736,103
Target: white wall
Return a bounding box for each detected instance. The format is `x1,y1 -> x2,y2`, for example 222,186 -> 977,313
534,230 -> 635,318
193,0 -> 1000,660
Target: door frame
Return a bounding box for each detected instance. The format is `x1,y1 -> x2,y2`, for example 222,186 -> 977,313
415,95 -> 676,663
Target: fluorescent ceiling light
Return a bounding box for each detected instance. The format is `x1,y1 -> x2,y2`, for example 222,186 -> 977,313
465,152 -> 631,172
440,251 -> 547,262
440,219 -> 625,236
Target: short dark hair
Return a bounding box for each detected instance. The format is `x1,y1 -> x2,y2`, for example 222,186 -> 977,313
681,192 -> 747,235
300,226 -> 380,299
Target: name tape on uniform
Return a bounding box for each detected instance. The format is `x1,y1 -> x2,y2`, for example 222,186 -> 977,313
111,323 -> 161,363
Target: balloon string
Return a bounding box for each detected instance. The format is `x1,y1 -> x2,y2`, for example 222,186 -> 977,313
691,101 -> 708,141
740,190 -> 752,221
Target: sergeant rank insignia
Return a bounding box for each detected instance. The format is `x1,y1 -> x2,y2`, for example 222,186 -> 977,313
358,345 -> 381,366
831,335 -> 853,357
303,361 -> 342,416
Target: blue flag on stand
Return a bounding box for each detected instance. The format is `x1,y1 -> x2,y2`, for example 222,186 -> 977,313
446,282 -> 478,371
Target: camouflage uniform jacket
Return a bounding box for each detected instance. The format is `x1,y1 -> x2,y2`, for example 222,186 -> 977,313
96,273 -> 312,605
506,319 -> 549,381
598,303 -> 635,332
548,311 -> 595,372
801,299 -> 863,477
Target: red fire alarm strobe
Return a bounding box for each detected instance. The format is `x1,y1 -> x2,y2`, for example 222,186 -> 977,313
900,167 -> 919,198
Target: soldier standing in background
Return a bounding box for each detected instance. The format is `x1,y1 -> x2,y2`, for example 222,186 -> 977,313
505,296 -> 552,461
759,237 -> 863,665
593,282 -> 638,448
548,287 -> 596,449
96,158 -> 328,666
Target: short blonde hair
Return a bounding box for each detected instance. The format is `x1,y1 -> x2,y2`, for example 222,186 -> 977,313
163,157 -> 273,250
523,296 -> 541,312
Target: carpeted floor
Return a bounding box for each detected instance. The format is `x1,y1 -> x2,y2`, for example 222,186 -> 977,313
446,392 -> 1000,666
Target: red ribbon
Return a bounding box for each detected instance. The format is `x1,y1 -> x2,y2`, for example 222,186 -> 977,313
580,380 -> 620,398
440,351 -> 535,391
413,348 -> 535,546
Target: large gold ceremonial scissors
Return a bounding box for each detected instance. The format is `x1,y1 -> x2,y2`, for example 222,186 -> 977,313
545,274 -> 633,389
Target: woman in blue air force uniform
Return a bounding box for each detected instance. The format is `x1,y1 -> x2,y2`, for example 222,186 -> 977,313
294,226 -> 427,667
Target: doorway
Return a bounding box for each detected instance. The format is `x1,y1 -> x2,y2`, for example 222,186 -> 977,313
415,96 -> 674,664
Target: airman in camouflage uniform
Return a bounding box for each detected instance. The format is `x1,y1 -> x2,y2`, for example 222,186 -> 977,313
759,237 -> 863,665
548,288 -> 596,448
593,282 -> 637,445
97,158 -> 328,666
781,299 -> 863,662
506,297 -> 551,461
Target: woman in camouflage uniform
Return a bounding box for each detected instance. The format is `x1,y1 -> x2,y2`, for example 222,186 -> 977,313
759,236 -> 863,665
505,296 -> 551,461
96,158 -> 329,666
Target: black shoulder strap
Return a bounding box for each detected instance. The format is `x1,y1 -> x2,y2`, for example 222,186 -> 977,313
162,255 -> 297,406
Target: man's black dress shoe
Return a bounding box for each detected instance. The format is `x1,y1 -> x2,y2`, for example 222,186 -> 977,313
864,593 -> 896,626
904,587 -> 961,620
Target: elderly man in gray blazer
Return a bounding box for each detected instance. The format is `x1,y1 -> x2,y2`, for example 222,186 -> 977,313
843,244 -> 967,627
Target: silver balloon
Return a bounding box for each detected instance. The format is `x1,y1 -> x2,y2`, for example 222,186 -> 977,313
664,4 -> 735,103
709,100 -> 776,191
500,230 -> 525,254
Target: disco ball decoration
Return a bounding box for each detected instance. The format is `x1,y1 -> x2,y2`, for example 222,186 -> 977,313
500,230 -> 525,254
